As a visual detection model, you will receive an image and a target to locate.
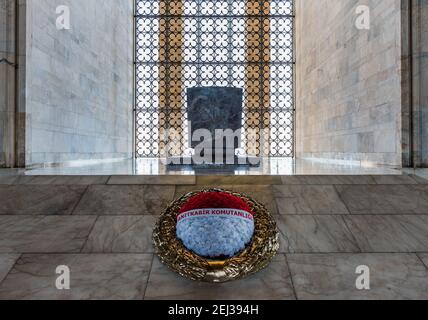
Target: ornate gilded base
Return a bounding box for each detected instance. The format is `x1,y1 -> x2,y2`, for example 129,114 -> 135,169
153,189 -> 280,283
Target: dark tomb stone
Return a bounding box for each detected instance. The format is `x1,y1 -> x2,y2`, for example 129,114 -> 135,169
187,86 -> 243,151
168,87 -> 259,169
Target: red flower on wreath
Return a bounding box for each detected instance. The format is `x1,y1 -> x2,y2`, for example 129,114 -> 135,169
178,191 -> 254,217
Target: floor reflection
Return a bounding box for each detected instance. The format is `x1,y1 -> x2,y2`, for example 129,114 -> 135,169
15,157 -> 403,176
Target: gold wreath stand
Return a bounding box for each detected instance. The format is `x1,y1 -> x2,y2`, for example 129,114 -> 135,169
153,189 -> 280,283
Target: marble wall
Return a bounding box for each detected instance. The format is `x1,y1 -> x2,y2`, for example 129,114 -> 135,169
410,0 -> 428,166
295,0 -> 403,166
0,0 -> 16,167
24,0 -> 134,167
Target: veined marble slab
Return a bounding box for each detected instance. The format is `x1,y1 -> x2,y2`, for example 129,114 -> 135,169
0,216 -> 96,253
83,216 -> 157,253
0,254 -> 152,300
336,185 -> 428,214
274,185 -> 349,215
281,175 -> 376,185
73,185 -> 175,215
0,254 -> 20,284
144,255 -> 295,300
276,215 -> 360,253
288,253 -> 428,300
345,215 -> 428,252
108,175 -> 196,185
0,185 -> 87,215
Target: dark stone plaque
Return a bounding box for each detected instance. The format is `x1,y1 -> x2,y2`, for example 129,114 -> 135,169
167,86 -> 259,168
187,87 -> 243,150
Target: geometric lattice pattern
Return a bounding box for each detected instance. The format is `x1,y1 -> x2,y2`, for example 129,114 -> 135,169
135,0 -> 294,157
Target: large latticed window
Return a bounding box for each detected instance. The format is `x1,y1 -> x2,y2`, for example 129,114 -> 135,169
135,0 -> 294,158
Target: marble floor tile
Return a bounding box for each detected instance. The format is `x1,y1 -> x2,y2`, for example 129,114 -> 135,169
0,176 -> 18,185
231,185 -> 278,215
335,185 -> 428,214
0,254 -> 152,300
0,254 -> 20,283
108,175 -> 196,185
417,254 -> 428,269
276,215 -> 360,253
372,175 -> 418,185
277,226 -> 291,254
0,185 -> 87,215
281,175 -> 376,185
274,185 -> 349,214
0,216 -> 96,253
344,215 -> 428,252
144,255 -> 295,300
13,176 -> 110,185
73,185 -> 175,215
196,175 -> 282,186
287,254 -> 428,300
410,175 -> 428,184
83,216 -> 157,253
274,215 -> 296,253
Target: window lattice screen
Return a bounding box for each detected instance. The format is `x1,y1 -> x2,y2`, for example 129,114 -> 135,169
135,0 -> 294,157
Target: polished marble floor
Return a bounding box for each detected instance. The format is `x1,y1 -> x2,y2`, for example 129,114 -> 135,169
16,158 -> 402,176
0,173 -> 428,300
